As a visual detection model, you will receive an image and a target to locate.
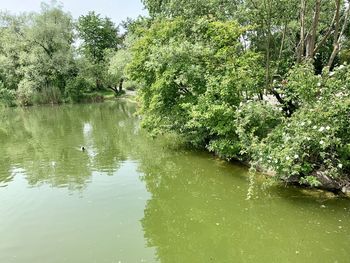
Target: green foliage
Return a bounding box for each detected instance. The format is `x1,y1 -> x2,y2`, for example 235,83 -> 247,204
0,2 -> 76,105
76,12 -> 122,91
278,63 -> 321,106
108,49 -> 131,83
0,81 -> 16,107
32,86 -> 63,105
77,11 -> 120,63
130,10 -> 350,188
244,65 -> 350,186
0,4 -> 123,104
124,80 -> 141,91
235,101 -> 284,158
65,76 -> 94,103
129,17 -> 264,158
22,2 -> 75,91
17,79 -> 35,106
142,0 -> 239,20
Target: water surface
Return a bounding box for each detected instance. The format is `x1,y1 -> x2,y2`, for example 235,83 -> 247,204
0,102 -> 349,262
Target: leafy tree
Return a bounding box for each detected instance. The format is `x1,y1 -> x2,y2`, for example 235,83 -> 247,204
142,0 -> 239,20
133,0 -> 350,191
0,2 -> 76,105
0,12 -> 28,93
129,18 -> 264,158
77,12 -> 120,90
106,49 -> 130,95
77,11 -> 120,63
21,2 -> 75,94
106,33 -> 137,95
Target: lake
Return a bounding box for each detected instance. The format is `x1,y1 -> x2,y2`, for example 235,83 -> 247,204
0,101 -> 349,262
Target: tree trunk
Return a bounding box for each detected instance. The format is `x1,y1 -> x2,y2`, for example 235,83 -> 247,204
314,0 -> 339,55
298,0 -> 306,62
306,0 -> 321,60
118,78 -> 124,93
327,0 -> 350,68
264,0 -> 272,91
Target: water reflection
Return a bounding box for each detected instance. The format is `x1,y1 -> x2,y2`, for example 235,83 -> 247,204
139,152 -> 254,262
1,102 -> 349,263
0,102 -> 139,190
136,144 -> 350,262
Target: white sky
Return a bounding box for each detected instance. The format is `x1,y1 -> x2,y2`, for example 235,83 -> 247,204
0,0 -> 148,25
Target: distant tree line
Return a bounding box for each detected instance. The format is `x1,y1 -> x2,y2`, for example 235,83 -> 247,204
0,1 -> 136,106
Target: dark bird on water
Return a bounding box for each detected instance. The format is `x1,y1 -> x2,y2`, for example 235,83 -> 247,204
81,146 -> 86,151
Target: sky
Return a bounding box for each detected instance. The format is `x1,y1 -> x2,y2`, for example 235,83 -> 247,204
0,0 -> 148,25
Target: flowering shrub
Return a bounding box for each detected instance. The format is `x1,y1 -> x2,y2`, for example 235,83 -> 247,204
254,99 -> 349,186
245,64 -> 350,188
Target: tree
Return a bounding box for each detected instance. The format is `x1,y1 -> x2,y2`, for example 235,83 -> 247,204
107,49 -> 131,95
77,12 -> 120,90
0,12 -> 28,93
77,11 -> 120,63
0,2 -> 75,106
142,0 -> 239,20
106,33 -> 136,95
128,18 -> 264,158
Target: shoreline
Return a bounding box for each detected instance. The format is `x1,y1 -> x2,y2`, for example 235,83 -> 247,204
3,92 -> 349,198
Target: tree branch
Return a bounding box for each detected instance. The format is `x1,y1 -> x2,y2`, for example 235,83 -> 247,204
314,0 -> 339,54
327,1 -> 350,68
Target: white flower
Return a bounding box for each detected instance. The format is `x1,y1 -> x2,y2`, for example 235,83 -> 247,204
286,156 -> 290,161
329,71 -> 335,76
326,126 -> 330,130
320,140 -> 324,145
313,125 -> 317,129
338,163 -> 343,169
317,82 -> 321,87
294,154 -> 299,159
275,160 -> 278,164
318,127 -> 325,132
301,122 -> 305,126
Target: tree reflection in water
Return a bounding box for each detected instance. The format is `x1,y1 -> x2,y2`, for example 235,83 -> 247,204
0,102 -> 139,190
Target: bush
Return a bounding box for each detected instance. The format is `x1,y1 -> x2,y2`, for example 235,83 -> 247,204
207,63 -> 350,189
123,80 -> 141,91
32,86 -> 63,105
0,82 -> 16,107
17,79 -> 35,106
235,101 -> 283,159
252,98 -> 350,186
82,92 -> 104,103
65,76 -> 94,103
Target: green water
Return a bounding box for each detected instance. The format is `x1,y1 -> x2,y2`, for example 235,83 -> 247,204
0,101 -> 349,263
